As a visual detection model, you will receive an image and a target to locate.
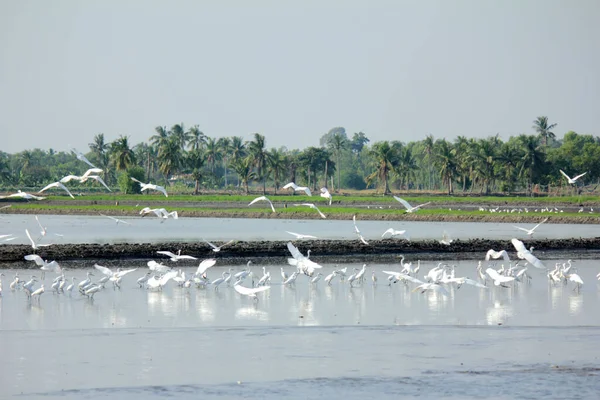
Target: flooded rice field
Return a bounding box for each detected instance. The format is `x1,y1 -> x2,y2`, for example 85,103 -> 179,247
1,259 -> 600,399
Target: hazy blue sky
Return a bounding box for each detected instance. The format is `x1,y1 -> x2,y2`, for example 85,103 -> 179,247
1,0 -> 598,154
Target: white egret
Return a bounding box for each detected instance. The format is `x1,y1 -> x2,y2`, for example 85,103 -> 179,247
157,250 -> 198,261
234,283 -> 270,302
371,271 -> 378,286
485,268 -> 516,287
381,228 -> 408,239
81,175 -> 111,191
234,261 -> 253,280
485,249 -> 510,261
248,196 -> 276,213
78,272 -> 94,290
513,218 -> 548,237
285,231 -> 318,240
136,272 -> 152,288
324,271 -> 337,285
204,239 -> 234,252
412,282 -> 450,296
352,215 -> 369,244
100,214 -> 131,225
294,203 -> 326,218
66,277 -> 76,294
139,207 -> 178,220
0,190 -> 45,200
25,229 -> 52,251
84,285 -> 103,299
287,242 -> 322,276
320,187 -> 332,205
94,264 -> 137,286
511,238 -> 545,269
310,272 -> 323,284
195,258 -> 217,277
566,273 -> 583,291
38,181 -> 75,198
439,231 -> 453,245
283,182 -> 312,196
35,215 -> 47,238
393,196 -> 431,213
283,272 -> 299,286
60,168 -> 103,183
210,272 -> 230,290
130,177 -> 168,197
148,260 -> 172,274
71,148 -> 98,168
31,284 -> 45,302
560,169 -> 587,184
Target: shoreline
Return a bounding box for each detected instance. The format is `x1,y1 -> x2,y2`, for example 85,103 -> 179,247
2,207 -> 600,224
2,238 -> 600,267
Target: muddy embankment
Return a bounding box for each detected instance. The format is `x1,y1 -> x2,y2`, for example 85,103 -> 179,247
2,238 -> 600,268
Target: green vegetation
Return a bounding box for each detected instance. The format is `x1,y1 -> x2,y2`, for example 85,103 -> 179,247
1,117 -> 599,200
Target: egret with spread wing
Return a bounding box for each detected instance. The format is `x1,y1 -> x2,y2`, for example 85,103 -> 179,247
393,196 -> 430,213
248,196 -> 276,213
283,182 -> 312,196
560,169 -> 587,184
130,177 -> 168,197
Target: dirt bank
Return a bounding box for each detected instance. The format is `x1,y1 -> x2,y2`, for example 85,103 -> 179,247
2,238 -> 600,267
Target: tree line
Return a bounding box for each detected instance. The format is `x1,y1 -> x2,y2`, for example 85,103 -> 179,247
0,116 -> 598,196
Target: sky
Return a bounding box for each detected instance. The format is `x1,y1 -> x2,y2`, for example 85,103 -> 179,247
1,0 -> 599,154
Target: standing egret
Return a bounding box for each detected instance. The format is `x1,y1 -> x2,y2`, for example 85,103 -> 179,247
31,284 -> 45,302
310,272 -> 323,284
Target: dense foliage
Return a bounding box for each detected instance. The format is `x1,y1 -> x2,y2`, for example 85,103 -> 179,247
1,117 -> 597,195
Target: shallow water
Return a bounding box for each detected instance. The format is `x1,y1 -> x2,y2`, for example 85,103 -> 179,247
1,214 -> 599,245
1,260 -> 599,398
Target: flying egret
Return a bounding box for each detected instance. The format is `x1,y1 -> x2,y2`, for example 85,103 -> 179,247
282,182 -> 312,196
196,258 -> 217,276
59,168 -> 103,183
393,196 -> 431,213
0,190 -> 46,200
511,238 -> 545,269
157,250 -> 198,261
352,215 -> 369,244
34,215 -> 47,238
148,260 -> 172,274
94,264 -> 137,285
100,213 -> 131,225
320,187 -> 332,205
234,283 -> 270,302
485,268 -> 516,287
412,282 -> 450,296
381,228 -> 408,239
25,229 -> 52,251
130,177 -> 168,197
485,249 -> 510,261
71,148 -> 98,168
38,181 -> 75,198
287,242 -> 322,276
294,203 -> 326,218
248,196 -> 276,213
513,218 -> 549,237
81,175 -> 111,191
439,231 -> 453,245
204,239 -> 234,252
560,169 -> 587,184
285,231 -> 318,240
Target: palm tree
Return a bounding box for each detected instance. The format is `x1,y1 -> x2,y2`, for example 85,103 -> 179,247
422,134 -> 435,190
470,138 -> 498,194
187,125 -> 206,151
518,135 -> 545,195
204,137 -> 222,175
150,126 -> 169,149
231,157 -> 256,194
433,139 -> 457,194
268,148 -> 287,193
110,136 -> 136,171
157,136 -> 182,181
170,123 -> 190,151
134,142 -> 156,182
495,142 -> 521,192
327,132 -> 348,192
533,116 -> 557,147
247,133 -> 269,194
217,137 -> 232,187
187,149 -> 207,194
395,146 -> 418,190
88,133 -> 109,170
365,141 -> 400,194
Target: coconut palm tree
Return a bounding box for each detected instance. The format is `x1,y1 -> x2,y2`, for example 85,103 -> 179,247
88,133 -> 109,171
110,136 -> 136,171
150,126 -> 169,149
170,123 -> 190,151
231,157 -> 256,194
422,134 -> 435,190
365,141 -> 400,194
518,134 -> 545,195
327,132 -> 348,192
247,133 -> 269,194
217,137 -> 231,187
495,142 -> 521,192
187,125 -> 206,151
204,137 -> 222,175
470,138 -> 498,194
533,116 -> 557,147
187,149 -> 207,195
268,148 -> 287,193
433,139 -> 457,194
157,136 -> 182,181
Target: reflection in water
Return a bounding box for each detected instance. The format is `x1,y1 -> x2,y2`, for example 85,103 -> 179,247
568,293 -> 583,316
486,301 -> 514,325
235,305 -> 269,321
